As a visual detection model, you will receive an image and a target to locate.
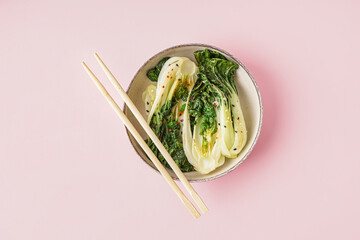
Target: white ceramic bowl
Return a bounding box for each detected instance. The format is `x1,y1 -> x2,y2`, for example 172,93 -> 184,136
124,44 -> 263,182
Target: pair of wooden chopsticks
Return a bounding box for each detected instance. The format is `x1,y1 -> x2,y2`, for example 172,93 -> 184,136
82,53 -> 208,219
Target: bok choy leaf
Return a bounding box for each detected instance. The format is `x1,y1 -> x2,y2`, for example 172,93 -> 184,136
144,57 -> 198,172
182,49 -> 247,174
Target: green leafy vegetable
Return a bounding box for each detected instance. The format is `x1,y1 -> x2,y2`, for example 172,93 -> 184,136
146,57 -> 170,82
179,104 -> 186,112
145,57 -> 198,172
143,49 -> 247,174
182,49 -> 247,174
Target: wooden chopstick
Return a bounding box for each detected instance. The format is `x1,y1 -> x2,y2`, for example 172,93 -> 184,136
82,62 -> 200,219
94,53 -> 208,214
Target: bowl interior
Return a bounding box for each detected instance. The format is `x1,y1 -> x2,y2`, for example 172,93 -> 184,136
124,44 -> 262,182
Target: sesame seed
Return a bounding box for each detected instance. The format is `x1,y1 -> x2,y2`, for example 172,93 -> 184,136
146,110 -> 149,113
233,148 -> 237,151
224,125 -> 226,128
146,102 -> 149,105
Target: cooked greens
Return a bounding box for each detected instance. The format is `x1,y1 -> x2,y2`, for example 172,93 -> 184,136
146,57 -> 170,82
145,57 -> 198,172
182,49 -> 247,174
144,49 -> 247,174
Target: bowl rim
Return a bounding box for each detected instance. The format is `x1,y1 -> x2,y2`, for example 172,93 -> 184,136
124,43 -> 263,182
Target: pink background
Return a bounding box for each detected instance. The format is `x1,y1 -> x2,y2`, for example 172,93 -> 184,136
1,0 -> 359,239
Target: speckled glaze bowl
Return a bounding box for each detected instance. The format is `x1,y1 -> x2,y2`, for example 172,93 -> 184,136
124,44 -> 263,182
